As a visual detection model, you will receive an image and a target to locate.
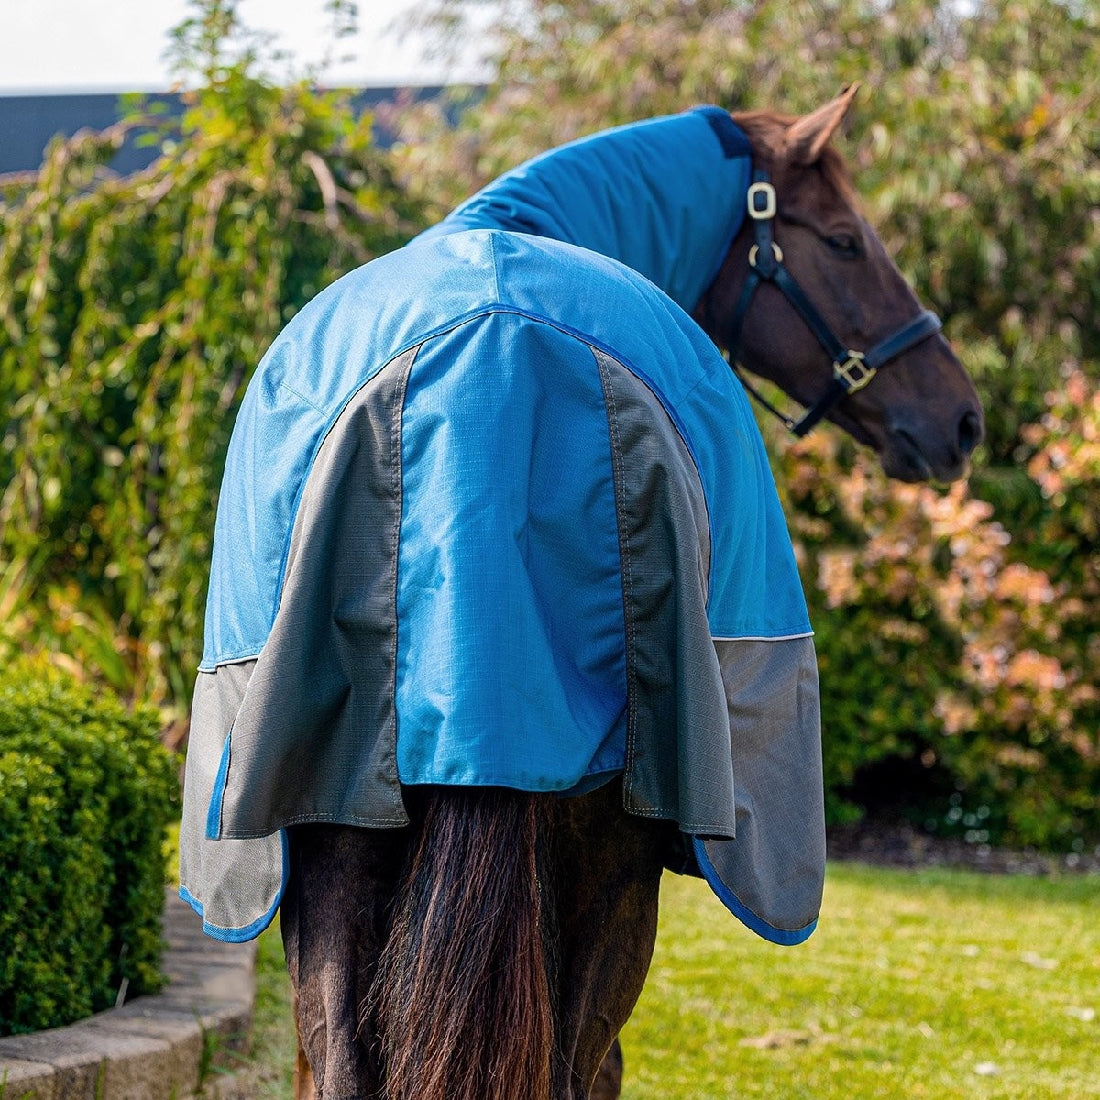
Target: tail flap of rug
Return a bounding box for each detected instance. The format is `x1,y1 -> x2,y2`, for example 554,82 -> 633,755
693,834 -> 821,946
692,635 -> 825,944
179,661 -> 287,942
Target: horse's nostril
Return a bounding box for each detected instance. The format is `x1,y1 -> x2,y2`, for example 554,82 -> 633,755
958,410 -> 983,456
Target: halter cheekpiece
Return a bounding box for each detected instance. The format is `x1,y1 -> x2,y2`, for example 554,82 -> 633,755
726,168 -> 943,437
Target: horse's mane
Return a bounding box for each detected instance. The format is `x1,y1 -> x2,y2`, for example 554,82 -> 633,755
731,109 -> 858,205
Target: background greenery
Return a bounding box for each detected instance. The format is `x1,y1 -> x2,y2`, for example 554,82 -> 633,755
0,659 -> 177,1035
0,0 -> 1096,850
397,0 -> 1099,849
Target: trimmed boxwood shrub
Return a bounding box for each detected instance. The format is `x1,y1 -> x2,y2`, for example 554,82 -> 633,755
0,659 -> 178,1036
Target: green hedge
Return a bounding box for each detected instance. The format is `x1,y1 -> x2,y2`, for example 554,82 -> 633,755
770,374 -> 1100,852
0,660 -> 178,1036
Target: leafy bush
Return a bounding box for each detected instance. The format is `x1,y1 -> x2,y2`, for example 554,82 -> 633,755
1,0 -> 1095,853
945,369 -> 1099,848
0,659 -> 178,1036
774,371 -> 1099,849
0,0 -> 424,706
402,0 -> 1099,850
401,0 -> 1100,462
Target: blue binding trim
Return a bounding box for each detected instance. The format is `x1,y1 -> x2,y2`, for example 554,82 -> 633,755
692,837 -> 818,946
179,829 -> 289,943
204,730 -> 232,840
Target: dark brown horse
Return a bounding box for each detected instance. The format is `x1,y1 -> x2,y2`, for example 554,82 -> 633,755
282,89 -> 982,1100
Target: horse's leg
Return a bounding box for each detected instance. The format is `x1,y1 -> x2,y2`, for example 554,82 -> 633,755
281,822 -> 408,1100
547,780 -> 673,1099
590,1037 -> 624,1100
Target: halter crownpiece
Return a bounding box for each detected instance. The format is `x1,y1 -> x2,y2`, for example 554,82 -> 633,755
726,168 -> 943,437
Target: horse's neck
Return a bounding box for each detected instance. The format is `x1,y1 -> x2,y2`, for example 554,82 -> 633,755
416,109 -> 752,314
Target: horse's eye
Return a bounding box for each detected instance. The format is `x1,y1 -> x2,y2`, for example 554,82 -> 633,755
825,234 -> 862,259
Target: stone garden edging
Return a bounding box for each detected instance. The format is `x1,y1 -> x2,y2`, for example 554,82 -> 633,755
0,889 -> 257,1099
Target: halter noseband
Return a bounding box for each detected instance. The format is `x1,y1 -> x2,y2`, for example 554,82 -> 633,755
725,168 -> 943,437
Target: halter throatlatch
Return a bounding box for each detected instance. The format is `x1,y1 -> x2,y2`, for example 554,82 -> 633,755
726,168 -> 943,437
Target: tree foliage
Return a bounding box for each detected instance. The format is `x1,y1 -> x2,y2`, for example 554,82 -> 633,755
395,0 -> 1099,847
0,0 -> 1095,849
0,0 -> 423,704
397,0 -> 1099,459
778,393 -> 1097,848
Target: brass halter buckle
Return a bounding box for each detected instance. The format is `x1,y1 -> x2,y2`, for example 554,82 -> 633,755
834,352 -> 876,392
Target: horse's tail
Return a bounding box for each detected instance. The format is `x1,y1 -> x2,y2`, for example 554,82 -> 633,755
372,787 -> 555,1100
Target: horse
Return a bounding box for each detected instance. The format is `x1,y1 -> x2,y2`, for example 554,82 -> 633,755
177,88 -> 983,1100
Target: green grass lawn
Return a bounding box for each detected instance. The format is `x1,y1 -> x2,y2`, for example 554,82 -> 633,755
229,862 -> 1100,1098
622,866 -> 1099,1099
219,916 -> 298,1098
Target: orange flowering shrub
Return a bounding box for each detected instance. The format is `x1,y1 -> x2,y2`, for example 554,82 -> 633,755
773,371 -> 1099,849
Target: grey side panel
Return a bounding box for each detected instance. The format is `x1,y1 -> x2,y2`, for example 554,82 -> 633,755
701,635 -> 825,934
179,661 -> 285,937
217,347 -> 418,838
593,348 -> 736,836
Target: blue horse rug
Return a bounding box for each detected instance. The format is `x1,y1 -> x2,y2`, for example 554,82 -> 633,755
414,104 -> 751,314
180,110 -> 825,948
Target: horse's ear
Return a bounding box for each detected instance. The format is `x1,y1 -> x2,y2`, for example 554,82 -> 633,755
784,83 -> 861,167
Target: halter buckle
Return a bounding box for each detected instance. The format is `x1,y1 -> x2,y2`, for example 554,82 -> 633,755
747,181 -> 777,220
748,242 -> 783,269
835,352 -> 876,392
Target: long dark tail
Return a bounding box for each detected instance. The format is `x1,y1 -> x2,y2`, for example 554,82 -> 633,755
371,788 -> 555,1100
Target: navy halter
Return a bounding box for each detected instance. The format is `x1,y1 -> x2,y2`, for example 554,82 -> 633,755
725,168 -> 943,437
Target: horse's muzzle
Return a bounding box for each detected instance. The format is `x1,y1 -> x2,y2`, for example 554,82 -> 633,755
883,406 -> 984,483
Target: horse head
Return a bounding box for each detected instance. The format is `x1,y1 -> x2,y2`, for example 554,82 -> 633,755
697,86 -> 984,482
